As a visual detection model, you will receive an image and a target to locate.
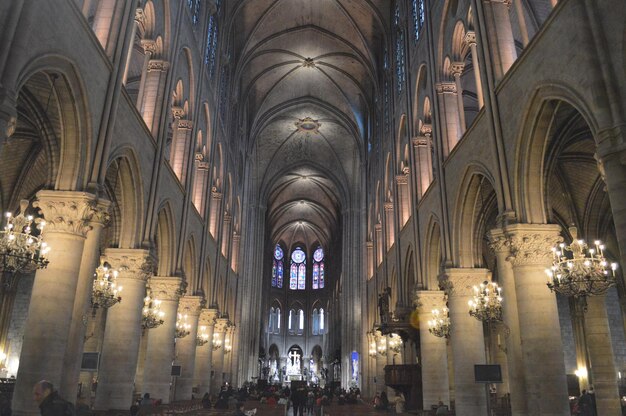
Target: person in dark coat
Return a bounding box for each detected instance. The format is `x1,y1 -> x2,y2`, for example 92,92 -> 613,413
32,381 -> 75,416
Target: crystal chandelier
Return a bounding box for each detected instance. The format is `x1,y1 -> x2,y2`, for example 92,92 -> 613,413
428,307 -> 451,338
367,331 -> 377,358
142,292 -> 165,329
224,336 -> 232,354
468,281 -> 503,323
196,325 -> 209,346
0,201 -> 50,276
175,313 -> 191,338
546,227 -> 618,298
376,335 -> 387,356
90,260 -> 122,314
388,333 -> 403,354
212,332 -> 222,351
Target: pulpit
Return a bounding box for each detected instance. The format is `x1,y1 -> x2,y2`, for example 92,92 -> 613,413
384,364 -> 422,411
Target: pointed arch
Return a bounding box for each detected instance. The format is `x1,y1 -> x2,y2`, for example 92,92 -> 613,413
154,201 -> 177,276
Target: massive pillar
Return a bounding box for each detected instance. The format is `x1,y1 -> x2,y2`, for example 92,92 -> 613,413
395,173 -> 410,227
13,191 -> 96,416
435,82 -> 462,156
488,229 -> 528,416
416,291 -> 450,409
61,199 -> 110,401
505,224 -> 570,415
412,129 -> 434,199
482,0 -> 517,80
440,268 -> 489,416
140,59 -> 169,135
142,276 -> 183,404
450,62 -> 466,133
174,296 -> 204,401
585,295 -> 621,415
95,249 -> 153,410
463,32 -> 484,108
211,318 -> 229,393
194,308 -> 218,395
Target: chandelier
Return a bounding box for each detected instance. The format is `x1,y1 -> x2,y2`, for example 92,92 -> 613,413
90,260 -> 122,314
0,201 -> 50,277
388,333 -> 403,354
428,307 -> 451,338
175,313 -> 191,338
224,336 -> 232,354
212,332 -> 222,351
468,281 -> 503,323
196,325 -> 209,346
376,335 -> 387,356
546,228 -> 618,298
367,332 -> 377,358
142,292 -> 165,329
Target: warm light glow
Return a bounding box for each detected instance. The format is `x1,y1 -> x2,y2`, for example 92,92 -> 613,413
575,367 -> 588,379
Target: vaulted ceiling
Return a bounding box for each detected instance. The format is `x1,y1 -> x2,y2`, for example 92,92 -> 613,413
230,0 -> 388,248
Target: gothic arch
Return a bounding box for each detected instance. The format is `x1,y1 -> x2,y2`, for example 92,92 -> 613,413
183,236 -> 198,293
424,215 -> 442,289
154,201 -> 177,276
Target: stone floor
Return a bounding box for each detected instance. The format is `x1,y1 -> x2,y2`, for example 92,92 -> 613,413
196,402 -> 423,416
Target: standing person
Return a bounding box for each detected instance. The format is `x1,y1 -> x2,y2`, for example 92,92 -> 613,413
578,390 -> 593,416
32,381 -> 75,416
393,390 -> 405,414
435,401 -> 448,415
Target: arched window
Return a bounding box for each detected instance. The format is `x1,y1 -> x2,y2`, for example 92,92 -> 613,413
412,0 -> 425,42
268,307 -> 281,334
312,247 -> 325,289
320,308 -> 325,334
394,1 -> 406,93
277,308 -> 281,333
272,244 -> 284,288
312,308 -> 319,335
288,309 -> 296,333
187,0 -> 201,25
298,309 -> 304,335
204,0 -> 221,78
269,307 -> 275,332
290,247 -> 306,290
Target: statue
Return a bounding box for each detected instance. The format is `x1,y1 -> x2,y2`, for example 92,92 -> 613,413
378,287 -> 391,324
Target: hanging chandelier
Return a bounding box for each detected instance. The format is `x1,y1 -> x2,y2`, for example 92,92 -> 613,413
376,334 -> 387,356
428,307 -> 451,338
142,292 -> 165,329
546,227 -> 618,298
0,201 -> 50,277
468,281 -> 503,323
90,260 -> 122,314
224,336 -> 232,354
367,331 -> 377,358
212,332 -> 222,351
175,313 -> 191,338
388,333 -> 403,354
196,325 -> 209,346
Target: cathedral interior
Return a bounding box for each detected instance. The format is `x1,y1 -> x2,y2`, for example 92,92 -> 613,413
0,0 -> 625,415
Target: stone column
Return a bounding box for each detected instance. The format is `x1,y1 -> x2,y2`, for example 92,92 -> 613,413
13,191 -> 95,416
384,202 -> 395,249
463,32 -> 484,108
412,130 -> 434,199
440,268 -> 489,416
140,59 -> 170,135
208,189 -> 222,238
366,241 -> 374,279
482,0 -> 518,80
505,223 -> 570,415
194,309 -> 218,395
585,295 -> 621,414
192,155 -> 209,214
488,229 -> 528,416
395,173 -> 410,227
174,296 -> 204,401
61,198 -> 111,401
142,276 -> 183,404
170,118 -> 193,183
95,249 -> 154,410
375,223 -> 383,266
211,318 -> 229,393
221,213 -> 232,257
231,233 -> 241,272
512,0 -> 529,46
122,8 -> 143,85
416,291 -> 450,409
136,39 -> 156,111
450,62 -> 466,133
435,82 -> 461,156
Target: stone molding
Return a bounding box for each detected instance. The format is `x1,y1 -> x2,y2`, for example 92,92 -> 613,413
147,59 -> 170,72
177,119 -> 193,130
148,276 -> 184,301
178,295 -> 205,316
223,213 -> 232,223
435,82 -> 457,94
103,248 -> 154,281
90,199 -> 112,228
440,268 -> 491,297
214,318 -> 230,333
504,224 -> 562,267
374,223 -> 382,231
396,174 -> 409,185
416,290 -> 447,313
199,308 -> 219,326
485,0 -> 512,6
487,228 -> 509,254
34,191 -> 101,237
384,202 -> 394,211
412,136 -> 431,147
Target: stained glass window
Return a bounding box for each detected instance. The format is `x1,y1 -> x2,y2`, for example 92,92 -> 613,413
291,247 -> 306,290
204,0 -> 221,78
312,247 -> 324,289
412,0 -> 425,42
272,244 -> 284,288
187,0 -> 201,26
394,2 -> 406,93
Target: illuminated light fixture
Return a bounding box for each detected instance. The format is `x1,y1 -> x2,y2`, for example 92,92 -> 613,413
212,332 -> 222,351
175,313 -> 191,338
546,227 -> 618,299
428,307 -> 451,338
388,333 -> 403,354
0,200 -> 50,279
224,336 -> 232,354
90,259 -> 122,314
196,325 -> 209,346
468,281 -> 503,323
142,292 -> 165,329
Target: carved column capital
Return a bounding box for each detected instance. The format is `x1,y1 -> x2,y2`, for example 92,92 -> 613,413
177,119 -> 193,130
134,8 -> 145,24
214,318 -> 230,333
90,199 -> 112,228
504,224 -> 562,267
147,59 -> 170,72
171,106 -> 185,120
420,124 -> 433,137
374,223 -> 382,231
487,228 -> 509,255
439,268 -> 491,297
464,31 -> 477,47
178,295 -> 205,316
415,290 -> 447,314
450,62 -> 465,77
485,0 -> 512,6
232,233 -> 241,243
33,191 -> 100,237
199,308 -> 219,326
223,213 -> 232,223
103,248 -> 155,281
366,240 -> 373,249
412,136 -> 430,148
396,174 -> 409,185
211,188 -> 223,200
148,276 -> 184,301
435,82 -> 457,94
141,39 -> 157,55
384,202 -> 394,212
